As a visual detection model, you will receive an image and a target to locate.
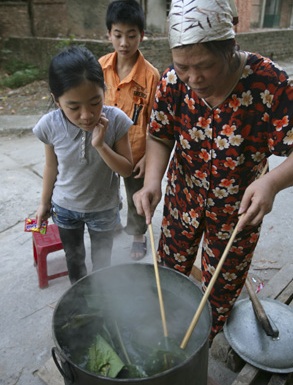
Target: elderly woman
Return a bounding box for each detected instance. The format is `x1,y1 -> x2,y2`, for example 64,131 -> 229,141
134,0 -> 293,340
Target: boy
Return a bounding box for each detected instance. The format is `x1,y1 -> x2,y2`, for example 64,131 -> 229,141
99,0 -> 160,260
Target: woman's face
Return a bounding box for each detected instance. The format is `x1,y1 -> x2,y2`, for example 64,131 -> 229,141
55,80 -> 104,132
172,43 -> 231,100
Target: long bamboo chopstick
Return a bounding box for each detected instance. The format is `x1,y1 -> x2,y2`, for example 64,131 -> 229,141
180,162 -> 269,349
180,219 -> 241,349
148,223 -> 168,338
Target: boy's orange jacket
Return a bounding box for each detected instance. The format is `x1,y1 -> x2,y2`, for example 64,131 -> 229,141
99,50 -> 160,164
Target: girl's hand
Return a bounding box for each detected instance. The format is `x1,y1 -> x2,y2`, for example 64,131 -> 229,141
36,204 -> 51,228
91,113 -> 109,149
133,156 -> 146,179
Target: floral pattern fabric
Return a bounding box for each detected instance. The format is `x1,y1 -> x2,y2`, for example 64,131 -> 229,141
149,52 -> 293,338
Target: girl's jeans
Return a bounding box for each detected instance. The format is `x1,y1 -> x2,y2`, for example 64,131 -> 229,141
51,202 -> 118,284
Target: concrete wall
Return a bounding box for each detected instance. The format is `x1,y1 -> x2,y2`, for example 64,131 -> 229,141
146,0 -> 168,34
1,30 -> 293,77
66,0 -> 108,39
0,0 -> 166,39
236,29 -> 293,60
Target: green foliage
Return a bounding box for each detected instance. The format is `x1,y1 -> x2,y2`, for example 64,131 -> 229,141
3,59 -> 28,74
0,59 -> 45,89
54,35 -> 77,51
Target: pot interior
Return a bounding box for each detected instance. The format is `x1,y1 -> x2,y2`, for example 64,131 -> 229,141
53,263 -> 211,379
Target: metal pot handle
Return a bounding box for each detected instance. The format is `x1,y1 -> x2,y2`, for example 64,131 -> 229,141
51,347 -> 74,384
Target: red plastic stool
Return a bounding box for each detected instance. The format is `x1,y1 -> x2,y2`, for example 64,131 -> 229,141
32,224 -> 68,288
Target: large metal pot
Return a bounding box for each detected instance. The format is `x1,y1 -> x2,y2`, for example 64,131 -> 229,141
52,263 -> 211,385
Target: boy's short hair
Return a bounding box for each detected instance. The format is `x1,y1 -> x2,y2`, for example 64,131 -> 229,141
106,0 -> 145,32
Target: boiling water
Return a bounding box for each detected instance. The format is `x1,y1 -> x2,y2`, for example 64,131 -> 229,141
55,289 -> 206,378
53,265 -> 210,379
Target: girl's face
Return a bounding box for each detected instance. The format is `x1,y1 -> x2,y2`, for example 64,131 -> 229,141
108,23 -> 143,59
172,43 -> 231,100
55,80 -> 104,132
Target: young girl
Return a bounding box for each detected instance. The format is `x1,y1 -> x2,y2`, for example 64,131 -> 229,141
34,45 -> 133,284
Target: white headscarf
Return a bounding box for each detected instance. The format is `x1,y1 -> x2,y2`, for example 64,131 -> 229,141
168,0 -> 236,49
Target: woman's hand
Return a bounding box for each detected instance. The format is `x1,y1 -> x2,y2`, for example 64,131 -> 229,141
238,177 -> 276,231
238,154 -> 293,231
133,185 -> 162,225
133,135 -> 173,224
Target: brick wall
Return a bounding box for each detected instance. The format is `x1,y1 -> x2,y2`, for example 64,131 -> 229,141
0,0 -> 109,39
0,1 -> 68,38
32,1 -> 68,37
0,3 -> 31,37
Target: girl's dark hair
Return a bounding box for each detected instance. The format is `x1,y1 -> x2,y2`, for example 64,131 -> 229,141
49,45 -> 105,100
106,0 -> 145,32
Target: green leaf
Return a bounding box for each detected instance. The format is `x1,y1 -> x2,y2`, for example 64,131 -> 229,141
87,334 -> 125,378
145,337 -> 190,376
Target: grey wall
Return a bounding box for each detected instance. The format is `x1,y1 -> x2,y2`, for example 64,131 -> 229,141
1,30 -> 293,77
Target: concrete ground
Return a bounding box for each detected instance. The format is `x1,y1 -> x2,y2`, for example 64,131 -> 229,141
0,57 -> 292,385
